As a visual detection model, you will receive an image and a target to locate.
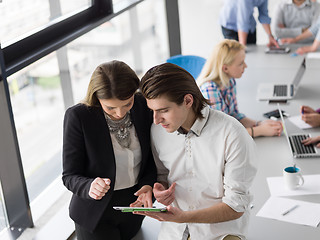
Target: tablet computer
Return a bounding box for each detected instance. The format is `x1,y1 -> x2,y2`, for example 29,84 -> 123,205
113,206 -> 167,212
265,46 -> 290,54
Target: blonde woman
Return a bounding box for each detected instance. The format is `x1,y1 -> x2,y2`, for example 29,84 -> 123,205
197,39 -> 282,138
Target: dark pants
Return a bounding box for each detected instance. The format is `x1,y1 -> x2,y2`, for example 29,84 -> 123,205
75,185 -> 144,240
221,26 -> 257,44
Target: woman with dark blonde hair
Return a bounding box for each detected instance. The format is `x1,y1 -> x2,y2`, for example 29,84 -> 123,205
62,60 -> 156,240
197,39 -> 282,138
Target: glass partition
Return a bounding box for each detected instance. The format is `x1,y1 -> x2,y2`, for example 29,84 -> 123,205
0,0 -> 91,46
69,0 -> 169,103
7,53 -> 65,202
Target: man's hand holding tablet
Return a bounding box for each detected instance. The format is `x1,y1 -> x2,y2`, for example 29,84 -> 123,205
113,206 -> 167,212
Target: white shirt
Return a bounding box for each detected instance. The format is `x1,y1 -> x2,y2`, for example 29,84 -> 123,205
272,0 -> 320,42
309,14 -> 320,40
110,126 -> 142,190
151,107 -> 257,240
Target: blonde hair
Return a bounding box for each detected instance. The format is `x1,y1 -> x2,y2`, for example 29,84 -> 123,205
197,39 -> 245,88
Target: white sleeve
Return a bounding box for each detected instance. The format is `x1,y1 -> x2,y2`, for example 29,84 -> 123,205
222,123 -> 257,212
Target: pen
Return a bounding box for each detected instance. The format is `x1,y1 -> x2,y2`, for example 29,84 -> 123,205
301,106 -> 304,115
282,205 -> 299,216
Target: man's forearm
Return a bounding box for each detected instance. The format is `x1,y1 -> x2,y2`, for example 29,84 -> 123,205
311,39 -> 320,51
238,30 -> 248,45
183,202 -> 244,224
294,29 -> 313,42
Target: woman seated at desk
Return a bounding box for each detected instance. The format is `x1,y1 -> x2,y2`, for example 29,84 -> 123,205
197,39 -> 283,138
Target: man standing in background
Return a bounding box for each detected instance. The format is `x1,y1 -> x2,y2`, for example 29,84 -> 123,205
220,0 -> 279,47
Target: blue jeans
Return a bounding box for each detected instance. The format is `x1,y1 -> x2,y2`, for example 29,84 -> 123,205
221,26 -> 257,44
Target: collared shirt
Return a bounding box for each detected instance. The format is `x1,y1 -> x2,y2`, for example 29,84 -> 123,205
151,107 -> 257,240
272,0 -> 320,41
199,78 -> 246,121
309,15 -> 320,40
220,0 -> 271,33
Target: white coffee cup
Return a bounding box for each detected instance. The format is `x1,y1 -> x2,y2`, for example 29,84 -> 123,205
283,166 -> 304,190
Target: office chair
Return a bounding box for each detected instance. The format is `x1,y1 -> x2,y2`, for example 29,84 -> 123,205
166,55 -> 206,79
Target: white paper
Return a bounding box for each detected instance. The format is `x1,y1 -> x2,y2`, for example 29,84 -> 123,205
256,197 -> 320,227
267,174 -> 320,197
307,52 -> 320,59
287,115 -> 312,129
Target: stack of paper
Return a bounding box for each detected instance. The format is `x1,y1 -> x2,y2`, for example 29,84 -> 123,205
256,197 -> 320,227
256,174 -> 320,227
287,115 -> 312,129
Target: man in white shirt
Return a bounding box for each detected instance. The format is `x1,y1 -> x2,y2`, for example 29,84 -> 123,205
138,63 -> 257,240
272,0 -> 320,42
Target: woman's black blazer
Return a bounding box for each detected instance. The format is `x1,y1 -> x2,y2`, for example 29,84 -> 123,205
62,93 -> 157,232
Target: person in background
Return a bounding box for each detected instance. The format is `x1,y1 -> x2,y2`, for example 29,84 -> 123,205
62,61 -> 157,240
197,39 -> 282,138
272,0 -> 320,43
220,0 -> 279,47
300,105 -> 320,126
300,105 -> 320,148
138,63 -> 257,240
281,15 -> 320,54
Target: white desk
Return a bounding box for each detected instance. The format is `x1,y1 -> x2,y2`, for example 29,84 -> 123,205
238,46 -> 320,240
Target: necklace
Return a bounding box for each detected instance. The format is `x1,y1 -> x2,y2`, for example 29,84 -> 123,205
104,112 -> 133,148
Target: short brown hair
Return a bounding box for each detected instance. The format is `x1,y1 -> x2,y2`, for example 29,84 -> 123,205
140,63 -> 209,119
83,60 -> 139,107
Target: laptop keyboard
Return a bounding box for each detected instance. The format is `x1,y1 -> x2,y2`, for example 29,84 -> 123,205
290,135 -> 316,155
274,85 -> 287,96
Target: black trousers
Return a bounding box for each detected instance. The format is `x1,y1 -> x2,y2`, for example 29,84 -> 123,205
221,26 -> 257,44
75,185 -> 145,240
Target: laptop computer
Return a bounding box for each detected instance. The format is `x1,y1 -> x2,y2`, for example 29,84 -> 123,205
278,104 -> 320,158
257,58 -> 306,101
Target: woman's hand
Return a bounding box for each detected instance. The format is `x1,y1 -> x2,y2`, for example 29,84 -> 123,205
280,38 -> 296,44
296,45 -> 316,55
302,136 -> 320,148
130,185 -> 153,207
256,119 -> 282,137
89,177 -> 111,200
300,105 -> 316,114
301,113 -> 320,127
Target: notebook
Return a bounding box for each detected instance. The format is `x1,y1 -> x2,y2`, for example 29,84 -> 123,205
257,58 -> 306,101
278,104 -> 320,158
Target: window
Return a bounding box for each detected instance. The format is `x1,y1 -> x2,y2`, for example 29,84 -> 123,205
0,1 -> 176,238
7,53 -> 65,202
0,0 -> 91,46
68,0 -> 168,104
